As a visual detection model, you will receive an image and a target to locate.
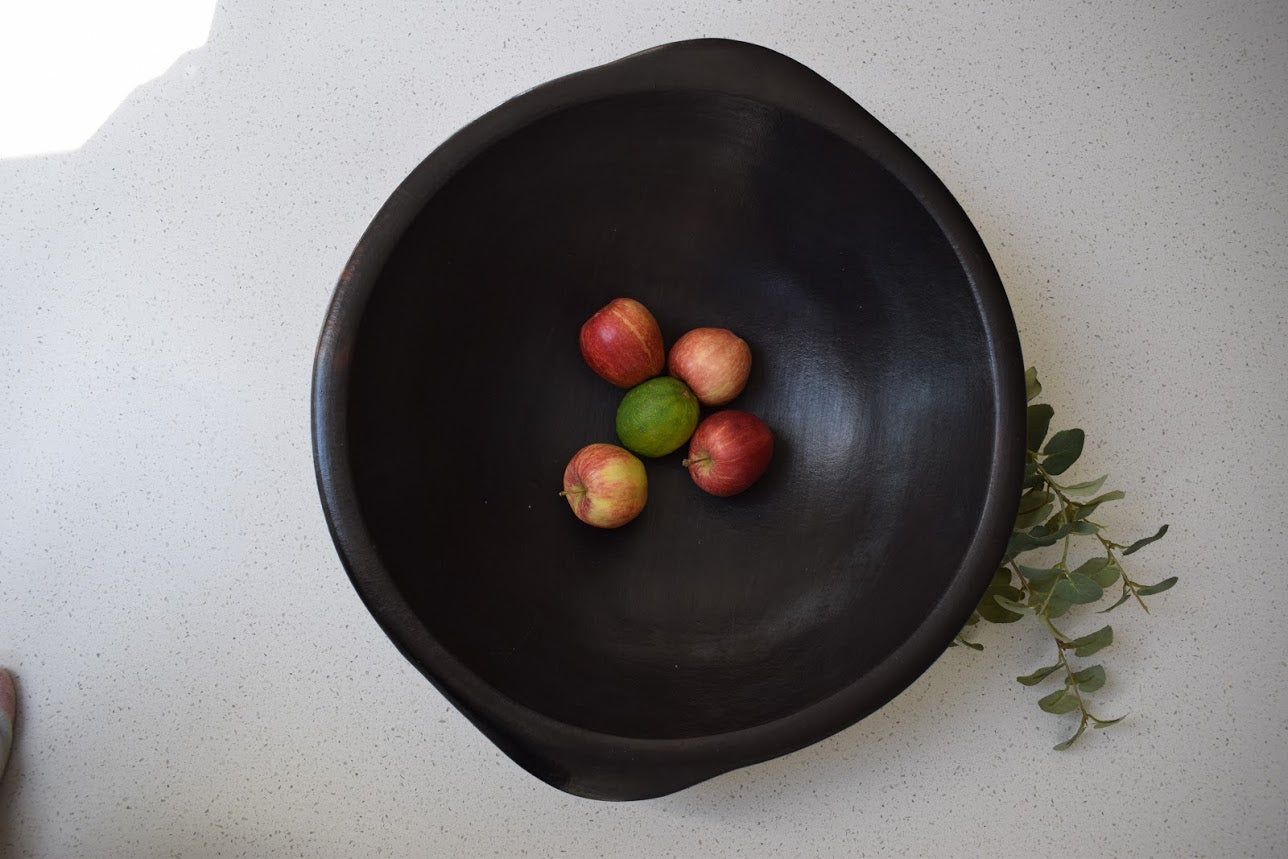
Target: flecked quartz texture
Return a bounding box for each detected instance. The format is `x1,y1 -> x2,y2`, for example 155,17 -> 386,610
2,0 -> 1286,855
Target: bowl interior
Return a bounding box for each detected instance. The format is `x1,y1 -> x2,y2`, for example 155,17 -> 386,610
347,90 -> 995,740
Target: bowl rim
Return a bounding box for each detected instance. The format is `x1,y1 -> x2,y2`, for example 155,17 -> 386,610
311,37 -> 1026,800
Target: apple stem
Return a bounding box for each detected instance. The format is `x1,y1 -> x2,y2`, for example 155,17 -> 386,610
559,487 -> 587,498
682,454 -> 710,468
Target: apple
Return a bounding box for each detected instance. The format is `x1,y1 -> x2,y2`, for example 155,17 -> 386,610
666,327 -> 751,406
579,298 -> 666,388
682,411 -> 774,497
560,443 -> 648,528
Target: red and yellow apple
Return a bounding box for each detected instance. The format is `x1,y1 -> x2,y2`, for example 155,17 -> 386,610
666,327 -> 751,406
560,443 -> 648,528
579,298 -> 666,388
682,411 -> 774,497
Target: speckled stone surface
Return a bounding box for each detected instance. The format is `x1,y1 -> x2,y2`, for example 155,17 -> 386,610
1,1 -> 1285,855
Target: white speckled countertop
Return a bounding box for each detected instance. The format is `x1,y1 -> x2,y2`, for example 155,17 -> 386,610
2,1 -> 1286,855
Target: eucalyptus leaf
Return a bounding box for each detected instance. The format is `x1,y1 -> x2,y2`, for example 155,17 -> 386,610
1070,625 -> 1113,657
1122,524 -> 1169,556
1048,522 -> 1079,540
977,603 -> 1024,624
1073,490 -> 1126,520
1088,560 -> 1123,589
1054,573 -> 1103,605
1071,557 -> 1109,578
1137,576 -> 1179,596
1026,522 -> 1074,545
1006,531 -> 1057,559
994,594 -> 1036,615
1017,564 -> 1062,584
1098,590 -> 1134,613
1092,715 -> 1126,728
977,585 -> 1025,623
1026,583 -> 1054,607
1059,474 -> 1108,497
1027,404 -> 1055,452
1038,688 -> 1081,715
1025,366 -> 1042,402
1068,520 -> 1100,535
1072,557 -> 1121,589
1042,429 -> 1085,475
1014,502 -> 1055,530
1071,664 -> 1106,692
1017,663 -> 1062,686
1018,490 -> 1053,514
1047,595 -> 1073,618
1054,719 -> 1089,750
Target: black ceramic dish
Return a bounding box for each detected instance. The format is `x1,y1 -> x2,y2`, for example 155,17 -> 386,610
312,39 -> 1025,800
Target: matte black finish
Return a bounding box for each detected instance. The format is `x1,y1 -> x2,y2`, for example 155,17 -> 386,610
313,39 -> 1025,800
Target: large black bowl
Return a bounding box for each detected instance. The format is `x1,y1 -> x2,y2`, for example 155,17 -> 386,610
312,39 -> 1024,801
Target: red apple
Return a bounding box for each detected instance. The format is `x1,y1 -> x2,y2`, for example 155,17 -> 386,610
667,327 -> 751,406
579,298 -> 665,388
682,411 -> 774,497
560,443 -> 648,528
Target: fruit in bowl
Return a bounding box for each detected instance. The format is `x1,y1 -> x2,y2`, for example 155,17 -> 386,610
615,376 -> 700,458
667,327 -> 752,406
560,443 -> 648,528
579,298 -> 666,388
683,410 -> 775,496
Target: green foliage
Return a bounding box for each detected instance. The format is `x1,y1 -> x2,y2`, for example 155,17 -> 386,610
1054,573 -> 1103,605
1025,367 -> 1042,401
1070,625 -> 1113,657
1122,525 -> 1170,556
1071,664 -> 1106,693
1027,404 -> 1055,452
1017,663 -> 1061,685
956,367 -> 1176,750
1042,429 -> 1085,475
1137,577 -> 1178,596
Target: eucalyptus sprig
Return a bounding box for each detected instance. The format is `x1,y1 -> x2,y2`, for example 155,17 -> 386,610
955,367 -> 1176,749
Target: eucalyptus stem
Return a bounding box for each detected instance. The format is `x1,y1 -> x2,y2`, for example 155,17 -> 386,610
959,366 -> 1175,749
